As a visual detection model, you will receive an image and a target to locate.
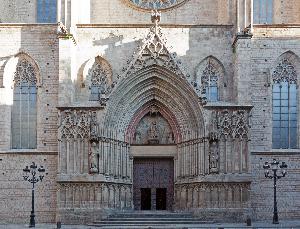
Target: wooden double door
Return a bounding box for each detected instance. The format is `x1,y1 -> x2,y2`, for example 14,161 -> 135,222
133,158 -> 174,210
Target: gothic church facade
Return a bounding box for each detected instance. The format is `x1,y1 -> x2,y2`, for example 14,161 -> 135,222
0,0 -> 299,224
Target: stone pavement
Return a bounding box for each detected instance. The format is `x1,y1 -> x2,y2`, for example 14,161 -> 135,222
0,220 -> 300,229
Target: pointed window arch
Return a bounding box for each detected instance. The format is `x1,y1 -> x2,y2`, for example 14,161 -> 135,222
196,56 -> 224,102
272,54 -> 298,149
12,57 -> 38,149
88,57 -> 113,102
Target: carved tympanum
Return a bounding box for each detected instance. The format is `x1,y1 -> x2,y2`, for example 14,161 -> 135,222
133,112 -> 175,145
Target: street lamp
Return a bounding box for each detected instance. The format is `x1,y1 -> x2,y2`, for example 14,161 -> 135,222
263,158 -> 287,224
23,162 -> 46,228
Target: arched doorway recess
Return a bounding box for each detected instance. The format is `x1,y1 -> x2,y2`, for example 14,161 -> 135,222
103,64 -> 205,210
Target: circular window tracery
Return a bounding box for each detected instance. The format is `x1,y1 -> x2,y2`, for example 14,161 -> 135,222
127,0 -> 187,11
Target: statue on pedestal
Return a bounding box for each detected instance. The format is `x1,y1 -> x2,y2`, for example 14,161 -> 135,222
89,141 -> 99,173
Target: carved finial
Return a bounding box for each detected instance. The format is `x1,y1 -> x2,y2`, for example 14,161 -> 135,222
151,10 -> 161,29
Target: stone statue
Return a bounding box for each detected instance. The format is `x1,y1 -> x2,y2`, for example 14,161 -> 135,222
209,140 -> 219,173
148,121 -> 159,144
89,141 -> 99,173
134,131 -> 141,144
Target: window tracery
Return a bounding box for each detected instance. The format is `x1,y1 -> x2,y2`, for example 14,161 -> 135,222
272,58 -> 298,149
88,58 -> 113,105
129,0 -> 186,10
196,57 -> 223,102
12,58 -> 37,149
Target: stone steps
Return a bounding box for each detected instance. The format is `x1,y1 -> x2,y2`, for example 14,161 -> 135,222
89,211 -> 214,228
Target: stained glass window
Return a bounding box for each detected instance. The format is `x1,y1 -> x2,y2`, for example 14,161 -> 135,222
272,59 -> 298,149
12,59 -> 37,149
254,0 -> 273,24
37,0 -> 57,23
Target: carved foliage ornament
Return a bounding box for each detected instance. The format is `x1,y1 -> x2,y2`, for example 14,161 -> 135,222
128,0 -> 187,10
120,13 -> 190,81
14,59 -> 37,87
217,110 -> 249,139
121,28 -> 188,79
58,110 -> 91,140
272,59 -> 297,84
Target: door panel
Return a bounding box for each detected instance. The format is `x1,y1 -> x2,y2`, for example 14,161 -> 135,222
133,158 -> 174,210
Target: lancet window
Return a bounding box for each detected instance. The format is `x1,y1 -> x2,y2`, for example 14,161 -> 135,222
200,59 -> 220,102
254,0 -> 273,24
37,0 -> 57,23
89,62 -> 110,101
272,59 -> 298,149
11,58 -> 37,149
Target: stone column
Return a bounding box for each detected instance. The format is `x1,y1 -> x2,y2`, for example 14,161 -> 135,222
57,0 -> 61,22
244,0 -> 247,29
250,0 -> 254,33
236,0 -> 240,33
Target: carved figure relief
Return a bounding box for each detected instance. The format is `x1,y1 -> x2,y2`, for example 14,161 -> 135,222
133,112 -> 175,145
209,137 -> 219,173
90,142 -> 99,173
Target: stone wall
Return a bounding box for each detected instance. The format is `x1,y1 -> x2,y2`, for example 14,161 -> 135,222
250,26 -> 300,152
0,25 -> 59,223
0,0 -> 36,23
0,152 -> 57,223
251,152 -> 300,220
0,25 -> 59,151
69,25 -> 235,104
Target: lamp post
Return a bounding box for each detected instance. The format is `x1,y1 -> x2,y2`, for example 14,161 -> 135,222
23,162 -> 46,228
263,158 -> 287,224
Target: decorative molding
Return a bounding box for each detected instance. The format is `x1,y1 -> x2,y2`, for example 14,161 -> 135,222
58,109 -> 91,140
13,59 -> 37,87
272,59 -> 297,84
122,0 -> 188,12
113,12 -> 192,93
217,109 -> 250,139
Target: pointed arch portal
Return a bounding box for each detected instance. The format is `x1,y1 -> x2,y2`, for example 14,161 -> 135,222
103,64 -> 204,210
101,20 -> 206,210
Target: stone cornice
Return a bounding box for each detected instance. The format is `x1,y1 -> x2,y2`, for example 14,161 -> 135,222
76,24 -> 234,29
254,24 -> 300,28
0,150 -> 58,155
57,174 -> 132,184
175,173 -> 252,184
251,150 -> 300,155
0,23 -> 57,27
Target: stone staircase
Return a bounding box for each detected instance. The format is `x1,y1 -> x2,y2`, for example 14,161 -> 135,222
89,211 -> 214,228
